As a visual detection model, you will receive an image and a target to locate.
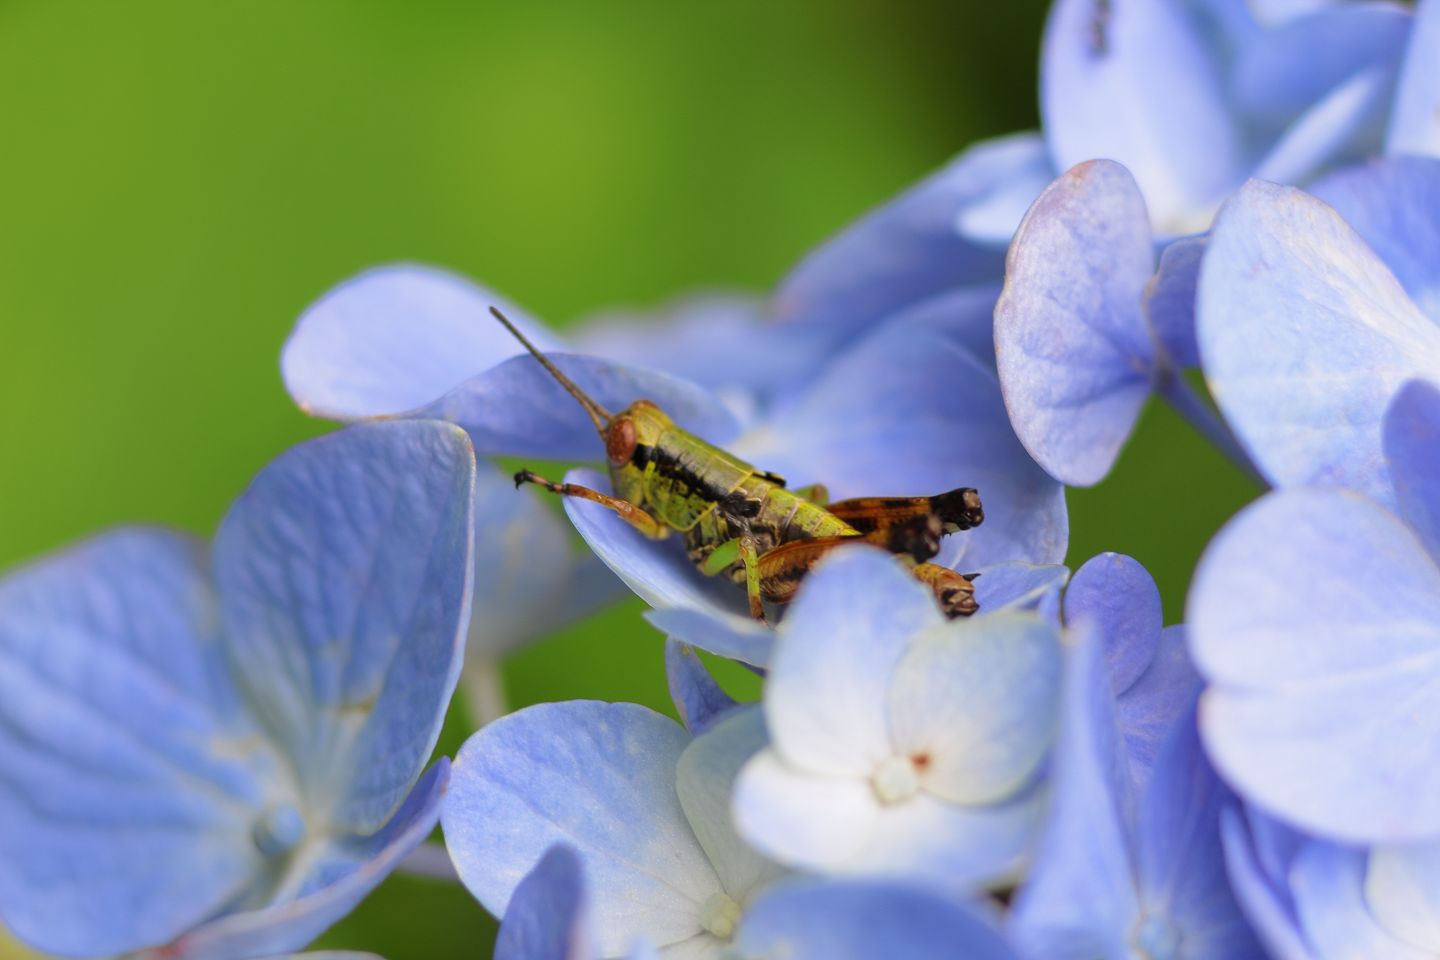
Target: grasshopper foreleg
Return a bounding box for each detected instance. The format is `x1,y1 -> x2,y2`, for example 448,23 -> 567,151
514,469 -> 670,539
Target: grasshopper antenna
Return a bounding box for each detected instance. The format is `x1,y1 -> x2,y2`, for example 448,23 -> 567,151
489,305 -> 612,432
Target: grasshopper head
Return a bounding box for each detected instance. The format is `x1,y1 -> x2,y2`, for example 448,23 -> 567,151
605,400 -> 672,504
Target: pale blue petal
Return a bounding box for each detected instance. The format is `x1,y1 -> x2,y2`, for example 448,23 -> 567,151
734,879 -> 1020,960
1383,378 -> 1440,563
1009,626 -> 1138,960
646,608 -> 773,670
764,548 -> 943,776
1143,235 -> 1205,368
161,763 -> 447,960
970,562 -> 1069,618
562,469 -> 745,618
1309,155 -> 1440,322
443,702 -> 719,954
887,612 -> 1062,805
1290,842 -> 1431,960
1387,0 -> 1440,157
1197,178 -> 1440,506
213,421 -> 475,834
1042,0 -> 1243,231
994,161 -> 1156,488
665,640 -> 740,736
871,283 -> 1003,374
0,530 -> 272,956
1118,625 -> 1202,795
952,134 -> 1058,246
1135,704 -> 1266,959
493,845 -> 592,960
773,136 -> 1027,336
1251,66 -> 1396,188
468,461 -> 621,659
282,265 -> 558,421
1218,809 -> 1315,960
1189,488 -> 1440,841
745,298 -> 1068,568
674,708 -> 783,900
1363,841 -> 1440,953
416,353 -> 741,460
1063,552 -> 1162,695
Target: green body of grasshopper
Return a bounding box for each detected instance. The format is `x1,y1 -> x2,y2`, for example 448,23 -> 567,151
492,307 -> 984,620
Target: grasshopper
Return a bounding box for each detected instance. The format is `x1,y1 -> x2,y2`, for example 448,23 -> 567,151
491,306 -> 984,620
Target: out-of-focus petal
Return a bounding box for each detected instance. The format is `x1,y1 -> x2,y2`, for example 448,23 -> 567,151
1144,235 -> 1205,369
1364,841 -> 1440,953
213,421 -> 475,835
734,879 -> 1021,960
1388,0 -> 1440,157
675,709 -> 784,901
443,702 -> 718,954
665,641 -> 739,736
1218,809 -> 1315,960
1383,379 -> 1440,563
1042,0 -> 1243,231
763,549 -> 942,777
493,845 -> 591,960
969,562 -> 1069,618
1118,625 -> 1202,794
995,161 -> 1156,488
1189,488 -> 1440,841
1197,179 -> 1440,507
1309,155 -> 1440,322
732,749 -> 880,873
747,297 -> 1068,568
887,613 -> 1061,806
1290,842 -> 1432,959
159,764 -> 448,960
0,530 -> 271,956
773,137 -> 1024,336
1252,66 -> 1397,189
282,265 -> 557,421
417,354 -> 741,461
1063,552 -> 1163,696
952,135 -> 1058,247
646,608 -> 773,670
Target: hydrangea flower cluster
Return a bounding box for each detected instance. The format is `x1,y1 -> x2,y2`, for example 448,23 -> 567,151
3,0 -> 1440,957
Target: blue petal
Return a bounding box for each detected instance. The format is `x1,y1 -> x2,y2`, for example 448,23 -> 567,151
213,421 -> 475,835
951,134 -> 1059,247
494,845 -> 592,960
995,161 -> 1157,487
645,607 -> 773,669
1189,488 -> 1440,841
1387,0 -> 1440,157
442,701 -> 720,954
468,461 -> 620,660
773,136 -> 1029,337
1251,65 -> 1396,188
746,296 -> 1069,567
416,353 -> 741,460
1143,235 -> 1205,368
970,562 -> 1069,618
664,640 -> 740,736
0,530 -> 272,956
735,879 -> 1020,960
1197,178 -> 1440,507
1135,705 -> 1266,959
1218,809 -> 1315,960
1290,842 -> 1431,959
1063,552 -> 1162,696
871,283 -> 1004,375
1041,0 -> 1242,231
1009,625 -> 1137,959
1384,378 -> 1440,563
562,468 -> 746,618
1309,155 -> 1440,323
1117,626 -> 1202,795
282,265 -> 559,421
161,763 -> 448,960
1361,841 -> 1440,954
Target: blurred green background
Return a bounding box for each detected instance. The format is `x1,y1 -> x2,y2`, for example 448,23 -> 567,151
0,2 -> 1256,957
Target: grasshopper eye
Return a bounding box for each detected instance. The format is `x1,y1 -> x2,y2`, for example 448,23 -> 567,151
606,416 -> 637,466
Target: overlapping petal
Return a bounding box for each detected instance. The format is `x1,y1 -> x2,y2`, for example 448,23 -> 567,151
664,640 -> 739,736
1383,378 -> 1440,562
493,845 -> 590,960
1388,0 -> 1440,157
1063,552 -> 1163,695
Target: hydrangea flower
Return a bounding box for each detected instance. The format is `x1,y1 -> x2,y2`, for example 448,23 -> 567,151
1009,625 -> 1263,959
728,549 -> 1061,891
0,420 -> 476,959
1198,156 -> 1440,508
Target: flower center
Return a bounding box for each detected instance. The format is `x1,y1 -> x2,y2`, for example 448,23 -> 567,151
699,891 -> 743,940
870,754 -> 924,804
251,803 -> 306,857
1132,913 -> 1182,960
